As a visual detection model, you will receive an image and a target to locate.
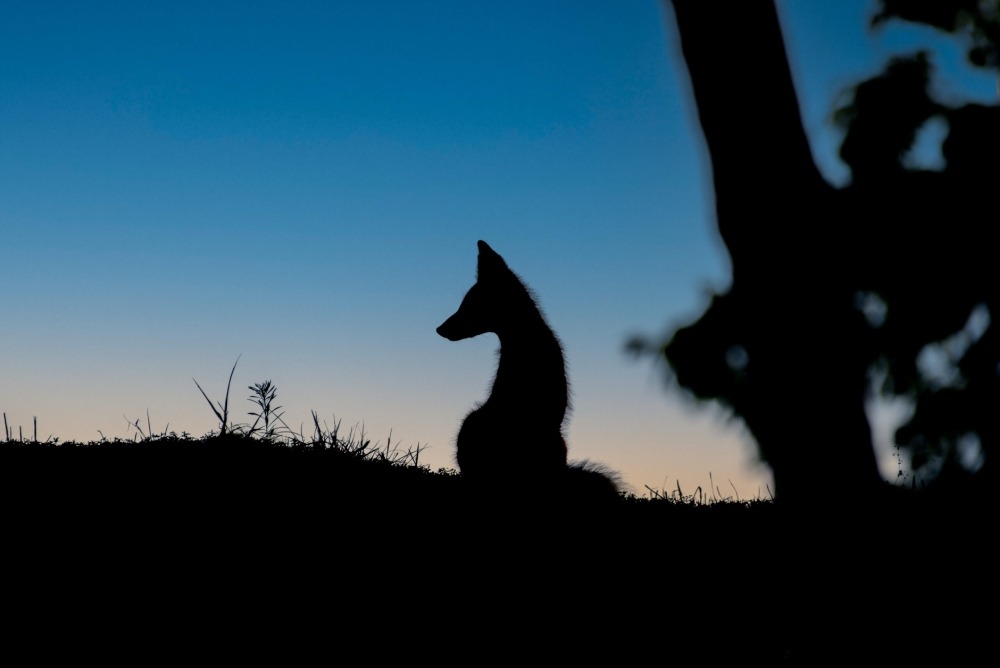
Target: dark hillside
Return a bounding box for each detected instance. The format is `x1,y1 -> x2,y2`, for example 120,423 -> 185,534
1,436 -> 990,662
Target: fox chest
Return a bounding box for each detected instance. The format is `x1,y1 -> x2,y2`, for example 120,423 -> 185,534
455,403 -> 568,473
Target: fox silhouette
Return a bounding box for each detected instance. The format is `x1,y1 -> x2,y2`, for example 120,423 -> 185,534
438,241 -> 620,502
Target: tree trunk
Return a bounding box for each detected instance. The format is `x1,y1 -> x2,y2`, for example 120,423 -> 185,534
666,0 -> 883,505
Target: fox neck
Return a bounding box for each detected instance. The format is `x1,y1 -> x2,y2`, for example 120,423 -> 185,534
487,319 -> 569,425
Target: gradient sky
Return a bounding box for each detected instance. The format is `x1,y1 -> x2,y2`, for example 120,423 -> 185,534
2,1 -> 996,498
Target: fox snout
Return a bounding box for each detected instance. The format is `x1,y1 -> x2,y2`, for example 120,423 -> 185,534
438,282 -> 488,341
436,315 -> 463,341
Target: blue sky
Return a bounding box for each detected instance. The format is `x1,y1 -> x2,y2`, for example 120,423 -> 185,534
2,1 -> 995,497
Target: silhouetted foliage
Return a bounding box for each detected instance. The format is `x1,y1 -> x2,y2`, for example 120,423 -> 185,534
874,0 -> 1000,68
845,0 -> 1000,490
646,0 -> 999,505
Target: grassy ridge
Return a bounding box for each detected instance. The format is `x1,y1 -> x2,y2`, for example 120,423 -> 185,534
1,355 -> 774,516
0,426 -> 988,662
1,364 -> 990,662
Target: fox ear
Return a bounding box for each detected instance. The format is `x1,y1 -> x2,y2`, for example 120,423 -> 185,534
476,240 -> 506,278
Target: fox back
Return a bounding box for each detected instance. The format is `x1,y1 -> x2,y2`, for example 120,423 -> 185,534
437,241 -> 569,483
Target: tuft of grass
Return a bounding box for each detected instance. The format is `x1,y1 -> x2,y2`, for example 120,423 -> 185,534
3,413 -> 56,445
635,471 -> 774,509
187,356 -> 428,467
193,355 -> 241,437
303,411 -> 427,467
247,380 -> 288,441
123,409 -> 174,442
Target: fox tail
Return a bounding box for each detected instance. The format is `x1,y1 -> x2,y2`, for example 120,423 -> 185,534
566,459 -> 624,502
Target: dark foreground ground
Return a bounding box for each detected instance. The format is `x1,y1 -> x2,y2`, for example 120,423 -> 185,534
2,437 -> 993,663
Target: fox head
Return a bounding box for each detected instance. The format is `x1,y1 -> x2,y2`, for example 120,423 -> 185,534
437,240 -> 532,341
